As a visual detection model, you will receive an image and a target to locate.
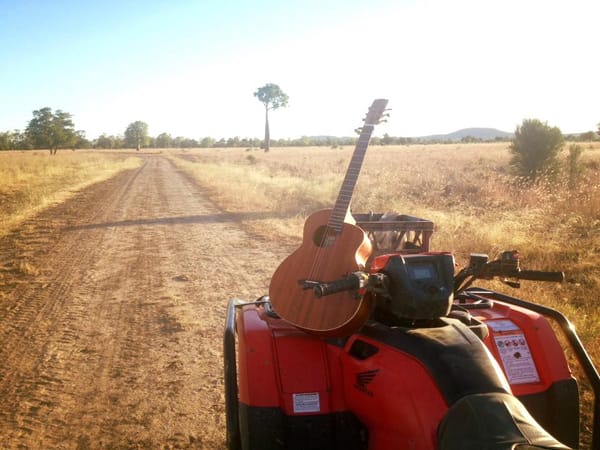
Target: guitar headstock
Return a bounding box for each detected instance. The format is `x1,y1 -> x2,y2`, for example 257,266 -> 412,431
355,99 -> 389,134
364,99 -> 389,126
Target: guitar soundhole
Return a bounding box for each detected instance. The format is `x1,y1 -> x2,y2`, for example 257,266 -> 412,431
313,225 -> 337,248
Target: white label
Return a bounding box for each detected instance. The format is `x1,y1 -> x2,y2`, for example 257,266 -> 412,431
487,320 -> 520,332
494,332 -> 540,384
293,392 -> 320,413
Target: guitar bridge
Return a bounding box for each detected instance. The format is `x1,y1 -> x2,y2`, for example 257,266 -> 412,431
298,279 -> 320,290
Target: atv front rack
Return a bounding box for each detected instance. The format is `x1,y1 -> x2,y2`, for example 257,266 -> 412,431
353,213 -> 434,256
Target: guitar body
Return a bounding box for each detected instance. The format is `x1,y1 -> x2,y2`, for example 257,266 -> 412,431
269,209 -> 374,336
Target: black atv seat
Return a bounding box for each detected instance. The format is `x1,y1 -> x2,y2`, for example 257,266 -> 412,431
360,318 -> 510,405
437,392 -> 572,450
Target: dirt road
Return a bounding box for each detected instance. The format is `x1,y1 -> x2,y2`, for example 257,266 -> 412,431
0,155 -> 289,449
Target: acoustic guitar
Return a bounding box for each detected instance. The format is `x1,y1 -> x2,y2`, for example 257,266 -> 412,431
269,99 -> 389,336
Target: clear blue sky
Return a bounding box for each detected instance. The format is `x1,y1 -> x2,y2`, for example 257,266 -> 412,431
1,0 -> 598,140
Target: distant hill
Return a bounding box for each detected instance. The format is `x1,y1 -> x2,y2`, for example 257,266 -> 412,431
419,127 -> 513,142
302,127 -> 514,145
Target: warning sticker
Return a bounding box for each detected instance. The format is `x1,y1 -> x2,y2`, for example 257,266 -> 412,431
293,392 -> 320,413
494,332 -> 540,384
487,319 -> 520,332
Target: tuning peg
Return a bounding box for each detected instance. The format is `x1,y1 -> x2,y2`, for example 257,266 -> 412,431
379,112 -> 391,121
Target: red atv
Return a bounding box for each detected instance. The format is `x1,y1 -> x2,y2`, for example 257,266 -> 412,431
224,213 -> 600,450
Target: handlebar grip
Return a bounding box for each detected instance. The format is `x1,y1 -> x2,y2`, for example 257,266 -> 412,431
516,270 -> 565,283
313,275 -> 361,298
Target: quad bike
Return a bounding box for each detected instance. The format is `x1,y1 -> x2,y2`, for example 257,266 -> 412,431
224,213 -> 599,450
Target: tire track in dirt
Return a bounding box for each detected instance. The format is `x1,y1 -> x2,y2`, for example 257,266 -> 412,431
0,155 -> 289,449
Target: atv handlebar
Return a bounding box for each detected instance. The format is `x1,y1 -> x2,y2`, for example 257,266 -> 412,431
310,251 -> 564,299
454,251 -> 565,293
511,270 -> 564,283
312,272 -> 369,298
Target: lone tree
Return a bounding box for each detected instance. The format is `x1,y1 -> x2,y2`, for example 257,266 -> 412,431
254,83 -> 288,152
124,121 -> 149,150
25,107 -> 77,155
509,119 -> 564,180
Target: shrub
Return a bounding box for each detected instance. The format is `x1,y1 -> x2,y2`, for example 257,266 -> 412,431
509,119 -> 564,180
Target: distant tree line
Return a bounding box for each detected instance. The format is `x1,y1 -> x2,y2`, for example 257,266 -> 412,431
1,107 -> 599,152
0,130 -> 514,151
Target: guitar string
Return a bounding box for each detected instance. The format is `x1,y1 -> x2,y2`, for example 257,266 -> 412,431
307,163 -> 358,282
306,126 -> 374,284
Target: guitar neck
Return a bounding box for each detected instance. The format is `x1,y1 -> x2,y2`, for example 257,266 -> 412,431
328,124 -> 375,233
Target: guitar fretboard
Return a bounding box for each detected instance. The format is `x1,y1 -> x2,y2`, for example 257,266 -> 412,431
328,124 -> 375,233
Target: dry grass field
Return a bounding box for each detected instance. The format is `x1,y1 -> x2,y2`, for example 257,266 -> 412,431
169,141 -> 600,446
0,151 -> 142,239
